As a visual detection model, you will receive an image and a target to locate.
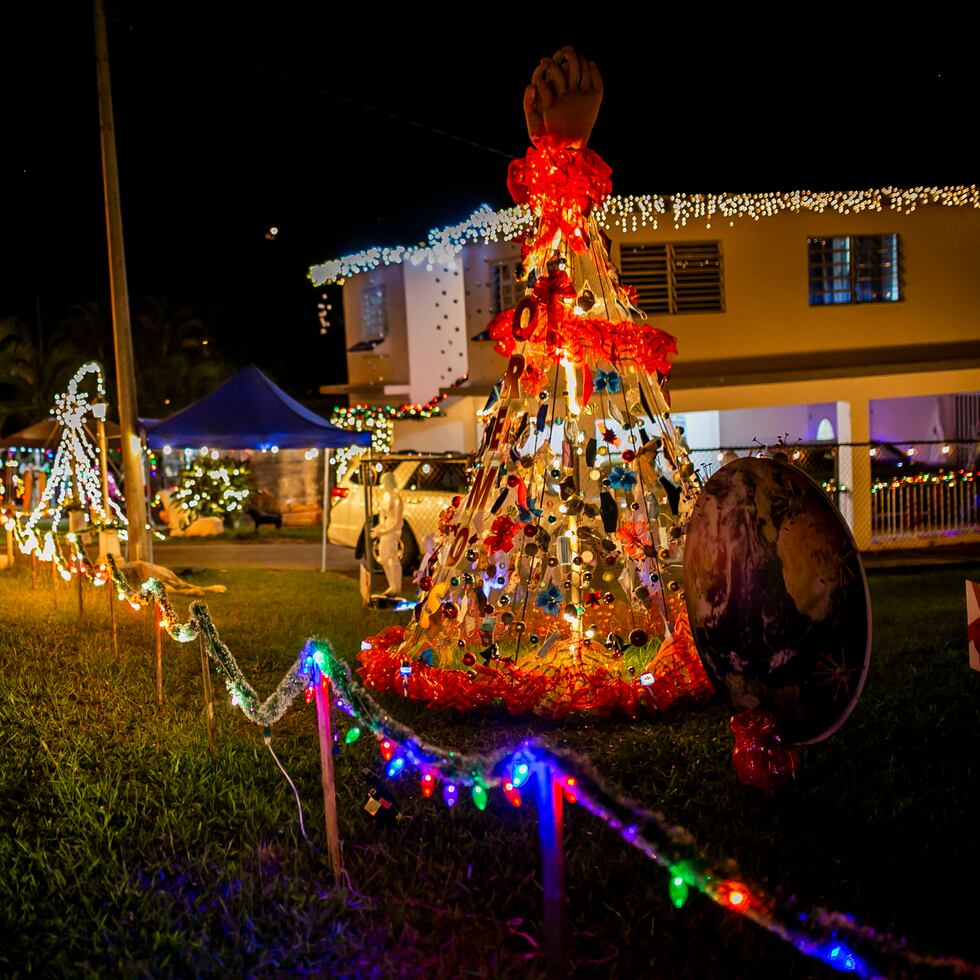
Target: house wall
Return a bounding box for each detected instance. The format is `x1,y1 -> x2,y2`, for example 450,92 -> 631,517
343,265 -> 409,389
402,260 -> 468,404
610,205 -> 980,367
462,241 -> 522,390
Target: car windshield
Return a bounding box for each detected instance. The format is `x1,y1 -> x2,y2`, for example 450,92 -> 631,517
403,461 -> 470,493
349,460 -> 402,486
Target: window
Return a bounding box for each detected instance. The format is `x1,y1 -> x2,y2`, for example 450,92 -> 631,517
406,461 -> 470,493
490,260 -> 524,316
808,234 -> 900,305
618,242 -> 724,314
361,285 -> 387,342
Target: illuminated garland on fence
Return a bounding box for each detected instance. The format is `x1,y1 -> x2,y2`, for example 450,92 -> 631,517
309,186 -> 980,285
5,544 -> 977,976
872,469 -> 977,493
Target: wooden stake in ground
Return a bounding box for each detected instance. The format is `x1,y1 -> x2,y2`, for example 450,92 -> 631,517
154,601 -> 163,706
198,633 -> 218,757
31,552 -> 36,590
313,671 -> 343,877
536,763 -> 567,980
107,580 -> 118,657
76,562 -> 84,622
51,554 -> 58,607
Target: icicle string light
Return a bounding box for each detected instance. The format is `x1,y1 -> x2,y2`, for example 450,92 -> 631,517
310,186 -> 980,285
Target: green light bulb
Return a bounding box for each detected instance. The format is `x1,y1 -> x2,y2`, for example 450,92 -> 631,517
471,784 -> 488,811
668,876 -> 689,909
345,727 -> 361,744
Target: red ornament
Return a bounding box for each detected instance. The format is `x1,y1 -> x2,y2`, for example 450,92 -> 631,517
484,514 -> 520,553
730,708 -> 799,793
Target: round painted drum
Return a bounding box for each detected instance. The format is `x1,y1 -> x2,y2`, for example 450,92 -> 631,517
683,457 -> 871,744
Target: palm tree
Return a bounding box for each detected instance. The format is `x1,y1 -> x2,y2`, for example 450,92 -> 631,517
0,317 -> 83,435
130,297 -> 232,417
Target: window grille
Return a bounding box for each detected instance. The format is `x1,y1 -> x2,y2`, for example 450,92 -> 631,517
361,285 -> 388,342
808,234 -> 901,305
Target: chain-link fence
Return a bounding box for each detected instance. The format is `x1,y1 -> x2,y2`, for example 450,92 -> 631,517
690,439 -> 980,551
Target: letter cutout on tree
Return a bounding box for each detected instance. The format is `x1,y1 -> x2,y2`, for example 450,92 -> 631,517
358,138 -> 708,716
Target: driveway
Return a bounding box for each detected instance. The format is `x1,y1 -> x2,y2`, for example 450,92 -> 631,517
151,540 -> 358,572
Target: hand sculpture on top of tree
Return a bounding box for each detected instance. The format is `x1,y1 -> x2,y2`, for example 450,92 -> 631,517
523,46 -> 603,149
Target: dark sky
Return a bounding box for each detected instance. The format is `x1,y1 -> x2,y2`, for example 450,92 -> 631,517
1,5 -> 974,402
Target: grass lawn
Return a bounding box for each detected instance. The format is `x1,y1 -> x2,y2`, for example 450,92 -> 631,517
1,560 -> 978,977
157,523 -> 324,543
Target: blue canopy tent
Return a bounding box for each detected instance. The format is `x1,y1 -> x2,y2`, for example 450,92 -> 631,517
144,365 -> 371,570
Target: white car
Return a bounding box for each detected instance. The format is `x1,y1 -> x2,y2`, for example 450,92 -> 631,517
327,454 -> 471,571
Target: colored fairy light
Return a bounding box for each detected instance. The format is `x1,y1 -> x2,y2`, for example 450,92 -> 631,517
344,727 -> 361,744
562,776 -> 578,804
471,783 -> 489,811
503,781 -> 522,808
668,875 -> 689,909
442,783 -> 458,808
386,756 -> 406,778
420,773 -> 436,797
380,739 -> 395,762
511,761 -> 531,788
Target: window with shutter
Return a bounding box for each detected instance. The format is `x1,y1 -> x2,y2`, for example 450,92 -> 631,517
619,241 -> 724,315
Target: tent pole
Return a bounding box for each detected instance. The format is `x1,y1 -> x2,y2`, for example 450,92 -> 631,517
320,450 -> 329,573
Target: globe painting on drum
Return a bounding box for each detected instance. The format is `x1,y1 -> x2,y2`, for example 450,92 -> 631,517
684,457 -> 871,745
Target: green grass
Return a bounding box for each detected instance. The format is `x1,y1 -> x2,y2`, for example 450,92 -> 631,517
1,561 -> 978,977
158,523 -> 324,543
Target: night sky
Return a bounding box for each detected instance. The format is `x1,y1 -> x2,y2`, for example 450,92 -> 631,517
2,6 -> 973,404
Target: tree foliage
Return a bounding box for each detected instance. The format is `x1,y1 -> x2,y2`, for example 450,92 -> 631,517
0,299 -> 235,435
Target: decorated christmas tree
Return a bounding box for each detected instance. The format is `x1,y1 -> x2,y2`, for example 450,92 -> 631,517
170,455 -> 252,522
359,49 -> 711,716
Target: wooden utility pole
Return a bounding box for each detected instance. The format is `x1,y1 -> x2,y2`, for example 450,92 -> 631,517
93,0 -> 150,563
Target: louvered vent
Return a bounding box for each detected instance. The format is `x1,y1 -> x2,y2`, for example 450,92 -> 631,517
619,241 -> 724,315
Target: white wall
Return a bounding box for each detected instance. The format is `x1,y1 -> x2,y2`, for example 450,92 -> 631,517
709,402 -> 839,448
403,260 -> 468,405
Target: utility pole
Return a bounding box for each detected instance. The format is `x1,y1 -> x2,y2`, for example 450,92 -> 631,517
93,0 -> 150,562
